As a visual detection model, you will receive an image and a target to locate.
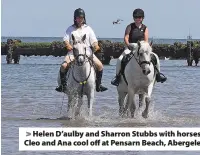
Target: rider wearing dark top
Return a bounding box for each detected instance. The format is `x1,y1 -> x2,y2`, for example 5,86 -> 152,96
129,23 -> 147,43
111,8 -> 167,86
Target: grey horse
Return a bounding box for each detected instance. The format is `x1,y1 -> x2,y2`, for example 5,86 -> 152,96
116,41 -> 157,118
57,34 -> 96,119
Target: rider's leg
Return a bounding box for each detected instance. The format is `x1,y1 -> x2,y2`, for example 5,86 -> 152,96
93,54 -> 108,92
111,48 -> 130,86
55,54 -> 74,92
151,52 -> 167,83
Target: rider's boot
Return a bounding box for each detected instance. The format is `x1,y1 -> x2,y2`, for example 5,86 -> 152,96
96,70 -> 108,92
111,58 -> 126,86
111,73 -> 121,86
55,68 -> 68,92
156,72 -> 167,83
151,53 -> 167,83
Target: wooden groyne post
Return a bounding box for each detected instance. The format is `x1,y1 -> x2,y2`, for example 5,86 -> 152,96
4,39 -> 21,64
186,41 -> 193,66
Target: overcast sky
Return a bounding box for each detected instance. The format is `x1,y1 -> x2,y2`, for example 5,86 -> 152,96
1,0 -> 200,39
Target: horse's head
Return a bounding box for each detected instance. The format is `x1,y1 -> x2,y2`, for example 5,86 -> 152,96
72,34 -> 87,66
133,41 -> 153,75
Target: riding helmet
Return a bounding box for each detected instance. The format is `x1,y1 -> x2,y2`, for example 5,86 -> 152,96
74,8 -> 86,25
133,8 -> 145,18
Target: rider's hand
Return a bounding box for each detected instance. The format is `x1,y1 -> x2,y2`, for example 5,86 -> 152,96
92,42 -> 100,52
66,44 -> 73,51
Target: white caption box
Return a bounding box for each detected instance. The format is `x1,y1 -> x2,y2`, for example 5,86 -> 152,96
19,127 -> 200,151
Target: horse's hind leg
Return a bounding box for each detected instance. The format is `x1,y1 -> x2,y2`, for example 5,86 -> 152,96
139,94 -> 145,108
130,95 -> 136,118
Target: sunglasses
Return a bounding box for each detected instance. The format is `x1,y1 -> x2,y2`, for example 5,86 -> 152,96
76,16 -> 84,19
134,16 -> 142,19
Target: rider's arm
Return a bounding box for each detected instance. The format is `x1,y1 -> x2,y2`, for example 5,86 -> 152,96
89,27 -> 100,52
144,27 -> 149,42
92,42 -> 100,52
124,24 -> 131,46
63,27 -> 73,51
64,40 -> 73,51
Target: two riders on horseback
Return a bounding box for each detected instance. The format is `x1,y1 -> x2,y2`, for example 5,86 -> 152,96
55,8 -> 167,92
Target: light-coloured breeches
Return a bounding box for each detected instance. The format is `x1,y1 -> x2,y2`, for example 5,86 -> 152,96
61,52 -> 103,72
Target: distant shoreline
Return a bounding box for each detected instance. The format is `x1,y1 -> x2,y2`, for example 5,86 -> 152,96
1,36 -> 200,45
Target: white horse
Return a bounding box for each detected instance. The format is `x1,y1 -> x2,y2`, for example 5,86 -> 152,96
116,41 -> 159,118
57,34 -> 96,119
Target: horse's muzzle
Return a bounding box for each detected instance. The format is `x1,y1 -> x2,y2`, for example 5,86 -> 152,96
140,61 -> 151,75
76,54 -> 86,66
140,61 -> 151,66
143,69 -> 151,75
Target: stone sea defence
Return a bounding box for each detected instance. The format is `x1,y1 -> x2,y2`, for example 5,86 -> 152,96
1,39 -> 200,65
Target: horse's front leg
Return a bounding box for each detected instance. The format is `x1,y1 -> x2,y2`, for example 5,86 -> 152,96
142,83 -> 154,118
118,91 -> 127,117
69,93 -> 78,119
87,89 -> 95,117
138,94 -> 145,116
75,95 -> 83,118
66,95 -> 73,119
127,88 -> 136,118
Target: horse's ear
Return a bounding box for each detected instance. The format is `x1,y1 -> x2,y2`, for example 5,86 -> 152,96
72,34 -> 75,42
82,34 -> 86,42
137,41 -> 141,48
150,40 -> 153,47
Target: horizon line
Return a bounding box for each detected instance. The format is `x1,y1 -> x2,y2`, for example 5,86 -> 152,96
1,36 -> 200,40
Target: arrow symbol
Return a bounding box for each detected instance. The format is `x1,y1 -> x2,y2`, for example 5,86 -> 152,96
26,132 -> 31,137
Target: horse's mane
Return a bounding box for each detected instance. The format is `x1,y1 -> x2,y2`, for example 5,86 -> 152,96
138,41 -> 152,52
130,41 -> 152,54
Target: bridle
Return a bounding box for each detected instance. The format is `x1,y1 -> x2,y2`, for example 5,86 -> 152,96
71,40 -> 93,97
132,43 -> 151,68
72,40 -> 87,65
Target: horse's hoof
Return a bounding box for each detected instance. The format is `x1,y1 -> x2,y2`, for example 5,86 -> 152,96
119,112 -> 122,117
142,112 -> 148,118
58,116 -> 72,120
